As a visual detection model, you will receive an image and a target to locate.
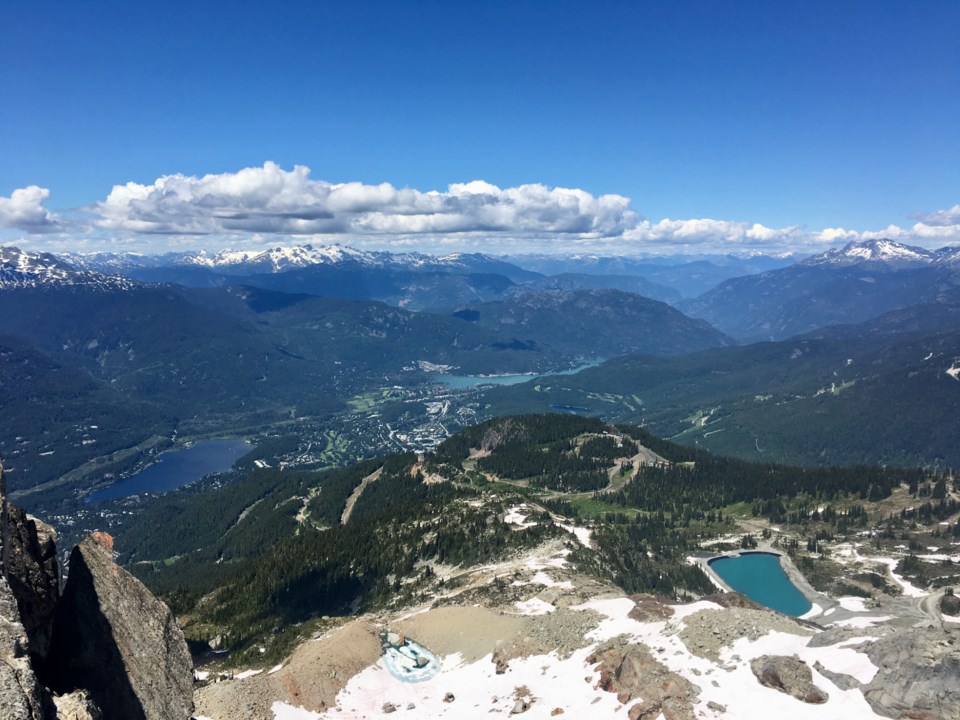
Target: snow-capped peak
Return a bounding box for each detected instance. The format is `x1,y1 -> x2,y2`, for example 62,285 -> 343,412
175,243 -> 378,273
936,245 -> 960,265
804,239 -> 938,267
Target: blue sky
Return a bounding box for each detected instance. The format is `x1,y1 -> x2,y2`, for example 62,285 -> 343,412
1,1 -> 958,255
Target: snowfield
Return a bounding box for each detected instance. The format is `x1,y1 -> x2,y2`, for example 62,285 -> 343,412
264,594 -> 887,720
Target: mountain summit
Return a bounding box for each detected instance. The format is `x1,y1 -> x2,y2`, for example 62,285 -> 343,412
803,239 -> 940,267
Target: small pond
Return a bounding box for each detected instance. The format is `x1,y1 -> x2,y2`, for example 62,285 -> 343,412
86,438 -> 252,503
708,551 -> 812,616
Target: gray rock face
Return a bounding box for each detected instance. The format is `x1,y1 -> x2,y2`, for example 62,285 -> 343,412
750,655 -> 828,704
863,629 -> 960,720
2,501 -> 60,662
0,574 -> 48,720
45,534 -> 194,720
52,690 -> 103,720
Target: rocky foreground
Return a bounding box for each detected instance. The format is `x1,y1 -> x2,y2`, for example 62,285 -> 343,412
194,531 -> 960,720
0,486 -> 194,720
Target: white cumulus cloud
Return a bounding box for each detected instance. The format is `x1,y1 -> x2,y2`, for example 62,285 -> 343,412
93,162 -> 639,241
7,165 -> 952,255
620,218 -> 809,252
911,203 -> 960,227
0,186 -> 61,233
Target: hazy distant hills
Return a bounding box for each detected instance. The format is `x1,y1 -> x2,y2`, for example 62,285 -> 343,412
482,306 -> 960,468
681,239 -> 960,341
449,289 -> 734,358
504,252 -> 798,297
503,272 -> 680,304
57,243 -> 799,308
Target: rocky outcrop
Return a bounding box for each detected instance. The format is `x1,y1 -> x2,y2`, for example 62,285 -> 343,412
51,690 -> 103,720
45,533 -> 194,720
863,628 -> 960,720
2,502 -> 60,661
750,655 -> 828,704
676,606 -> 810,663
588,638 -> 699,720
0,574 -> 49,719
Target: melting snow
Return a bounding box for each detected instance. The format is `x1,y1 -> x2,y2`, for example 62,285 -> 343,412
560,523 -> 593,547
503,505 -> 537,529
830,616 -> 893,629
529,571 -> 574,589
511,597 -> 556,615
838,597 -> 869,612
872,558 -> 927,597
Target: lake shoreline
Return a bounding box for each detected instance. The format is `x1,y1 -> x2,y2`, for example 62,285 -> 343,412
86,437 -> 253,504
695,544 -> 834,620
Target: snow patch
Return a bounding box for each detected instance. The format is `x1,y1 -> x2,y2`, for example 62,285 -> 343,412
799,603 -> 823,619
837,597 -> 869,612
511,597 -> 556,615
560,523 -> 593,547
872,557 -> 927,597
272,702 -> 322,719
503,505 -> 537,529
830,616 -> 892,629
529,571 -> 574,589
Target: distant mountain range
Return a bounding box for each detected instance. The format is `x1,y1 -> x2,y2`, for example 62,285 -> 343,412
52,243 -> 799,307
681,239 -> 960,341
503,252 -> 798,297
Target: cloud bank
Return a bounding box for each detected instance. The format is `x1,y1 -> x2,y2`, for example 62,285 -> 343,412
0,186 -> 60,233
93,162 -> 638,240
4,163 -> 960,255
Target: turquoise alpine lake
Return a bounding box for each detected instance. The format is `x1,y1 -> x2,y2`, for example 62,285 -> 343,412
707,552 -> 812,616
86,438 -> 252,503
431,359 -> 604,389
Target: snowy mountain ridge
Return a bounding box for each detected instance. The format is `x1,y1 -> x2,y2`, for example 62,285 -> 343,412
803,239 -> 950,267
57,243 -> 517,276
0,245 -> 137,290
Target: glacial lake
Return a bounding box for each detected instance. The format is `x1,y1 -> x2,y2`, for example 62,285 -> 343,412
431,359 -> 604,389
708,551 -> 812,616
86,438 -> 252,503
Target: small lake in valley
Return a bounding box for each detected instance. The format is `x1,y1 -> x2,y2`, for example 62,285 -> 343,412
707,551 -> 812,616
86,438 -> 253,503
431,359 -> 604,389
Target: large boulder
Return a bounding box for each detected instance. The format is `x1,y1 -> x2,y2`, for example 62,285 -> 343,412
750,655 -> 829,704
588,638 -> 699,720
0,574 -> 49,720
45,533 -> 193,720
